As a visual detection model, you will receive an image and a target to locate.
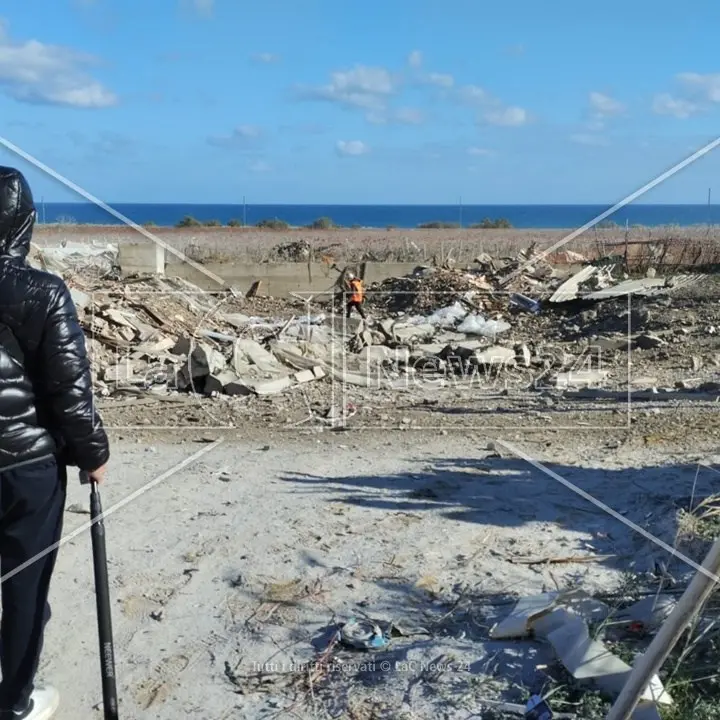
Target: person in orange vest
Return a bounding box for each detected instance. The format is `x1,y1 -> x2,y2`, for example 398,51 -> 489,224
344,271 -> 366,319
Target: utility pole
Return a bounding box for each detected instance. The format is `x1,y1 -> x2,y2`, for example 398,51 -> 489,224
706,188 -> 712,235
459,195 -> 463,228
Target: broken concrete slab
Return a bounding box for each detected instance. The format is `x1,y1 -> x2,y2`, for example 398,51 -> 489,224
221,313 -> 252,329
70,287 -> 91,310
252,376 -> 292,395
391,323 -> 436,342
472,345 -> 516,367
135,337 -> 176,356
294,369 -> 316,383
233,338 -> 286,375
550,266 -> 599,303
358,345 -> 411,365
102,360 -> 143,384
583,275 -> 702,300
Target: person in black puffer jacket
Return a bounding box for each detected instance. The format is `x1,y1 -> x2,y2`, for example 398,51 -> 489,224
0,166 -> 110,720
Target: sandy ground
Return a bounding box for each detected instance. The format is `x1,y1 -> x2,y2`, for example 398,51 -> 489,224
25,229 -> 720,717
39,425 -> 719,719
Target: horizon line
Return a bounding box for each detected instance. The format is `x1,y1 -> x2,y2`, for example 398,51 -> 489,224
33,201 -> 720,207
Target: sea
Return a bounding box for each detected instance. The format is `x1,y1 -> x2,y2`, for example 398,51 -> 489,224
35,203 -> 720,229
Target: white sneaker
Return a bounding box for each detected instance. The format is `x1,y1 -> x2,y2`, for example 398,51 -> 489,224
11,685 -> 59,719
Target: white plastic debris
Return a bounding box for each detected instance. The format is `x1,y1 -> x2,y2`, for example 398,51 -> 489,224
457,313 -> 511,337
425,302 -> 468,328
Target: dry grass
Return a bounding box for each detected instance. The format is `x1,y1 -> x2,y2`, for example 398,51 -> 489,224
33,223 -> 720,269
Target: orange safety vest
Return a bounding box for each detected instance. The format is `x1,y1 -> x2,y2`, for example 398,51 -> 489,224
349,278 -> 364,303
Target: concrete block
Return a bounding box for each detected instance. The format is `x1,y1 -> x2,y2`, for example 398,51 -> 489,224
253,376 -> 292,395
70,288 -> 91,310
472,346 -> 516,366
234,339 -> 284,374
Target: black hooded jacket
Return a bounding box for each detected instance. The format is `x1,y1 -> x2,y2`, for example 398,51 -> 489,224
0,166 -> 109,471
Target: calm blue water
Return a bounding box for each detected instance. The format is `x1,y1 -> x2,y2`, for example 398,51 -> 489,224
36,203 -> 720,229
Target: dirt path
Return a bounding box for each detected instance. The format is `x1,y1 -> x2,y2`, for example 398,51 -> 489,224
36,427 -> 718,719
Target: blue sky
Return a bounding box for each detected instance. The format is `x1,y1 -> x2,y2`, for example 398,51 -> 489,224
1,0 -> 719,204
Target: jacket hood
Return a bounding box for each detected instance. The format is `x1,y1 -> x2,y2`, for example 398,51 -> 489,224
0,166 -> 36,260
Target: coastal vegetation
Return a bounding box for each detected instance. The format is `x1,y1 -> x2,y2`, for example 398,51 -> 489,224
418,217 -> 512,229
171,215 -> 514,230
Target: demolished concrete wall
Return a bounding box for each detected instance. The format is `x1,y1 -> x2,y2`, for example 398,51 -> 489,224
118,243 -> 420,295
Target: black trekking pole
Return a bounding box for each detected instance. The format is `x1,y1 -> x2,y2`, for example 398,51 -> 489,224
80,471 -> 119,719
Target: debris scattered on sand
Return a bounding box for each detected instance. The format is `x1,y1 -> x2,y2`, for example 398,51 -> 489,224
28,243 -> 719,431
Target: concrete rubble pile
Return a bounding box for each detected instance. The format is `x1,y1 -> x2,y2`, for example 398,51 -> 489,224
61,274 -> 333,400
31,242 -> 120,281
39,242 -> 715,404
355,255 -> 712,396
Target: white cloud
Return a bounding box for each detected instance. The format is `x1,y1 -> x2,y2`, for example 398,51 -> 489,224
570,133 -> 610,147
650,73 -> 720,118
296,65 -> 397,112
457,84 -> 490,105
588,91 -> 625,117
468,146 -> 492,156
408,50 -> 422,68
483,105 -> 529,127
252,52 -> 280,64
677,72 -> 720,102
336,140 -> 369,156
652,92 -> 701,119
425,72 -> 454,88
454,83 -> 528,128
0,20 -> 117,108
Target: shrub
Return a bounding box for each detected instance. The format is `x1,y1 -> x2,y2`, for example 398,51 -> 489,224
227,218 -> 242,227
418,221 -> 460,229
470,217 -> 513,229
203,219 -> 222,227
142,221 -> 156,227
307,216 -> 335,229
256,218 -> 290,230
176,215 -> 201,228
